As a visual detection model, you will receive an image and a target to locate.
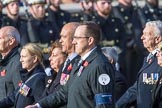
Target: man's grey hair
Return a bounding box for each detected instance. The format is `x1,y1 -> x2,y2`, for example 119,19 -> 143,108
145,20 -> 162,37
6,26 -> 20,44
101,46 -> 118,63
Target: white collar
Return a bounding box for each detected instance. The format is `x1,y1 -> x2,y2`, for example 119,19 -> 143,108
81,46 -> 97,61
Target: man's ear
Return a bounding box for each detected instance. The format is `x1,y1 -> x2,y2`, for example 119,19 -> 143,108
88,36 -> 94,45
8,37 -> 15,46
155,36 -> 162,44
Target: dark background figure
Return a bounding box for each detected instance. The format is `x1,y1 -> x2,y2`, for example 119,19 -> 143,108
0,26 -> 22,100
46,0 -> 71,32
0,43 -> 46,108
1,0 -> 30,46
82,0 -> 127,79
0,1 -> 3,26
27,0 -> 59,44
69,0 -> 95,22
102,46 -> 127,102
27,0 -> 60,68
112,0 -> 143,87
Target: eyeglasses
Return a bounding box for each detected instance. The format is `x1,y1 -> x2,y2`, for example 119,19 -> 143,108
73,36 -> 90,39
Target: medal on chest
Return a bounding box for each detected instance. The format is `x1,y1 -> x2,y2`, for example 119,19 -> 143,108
77,61 -> 89,77
60,73 -> 70,85
19,83 -> 30,97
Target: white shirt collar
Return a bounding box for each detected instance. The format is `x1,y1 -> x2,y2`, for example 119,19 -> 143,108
81,46 -> 97,61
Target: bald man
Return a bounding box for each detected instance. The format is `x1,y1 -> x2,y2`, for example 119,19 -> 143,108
0,26 -> 22,100
39,22 -> 80,108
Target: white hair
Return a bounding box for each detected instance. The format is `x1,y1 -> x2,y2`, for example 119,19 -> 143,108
145,20 -> 162,37
101,46 -> 118,63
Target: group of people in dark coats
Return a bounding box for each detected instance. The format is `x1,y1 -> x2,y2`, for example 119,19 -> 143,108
0,42 -> 46,108
1,0 -> 162,108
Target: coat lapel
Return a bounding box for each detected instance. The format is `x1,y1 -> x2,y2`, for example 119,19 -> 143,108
137,56 -> 155,77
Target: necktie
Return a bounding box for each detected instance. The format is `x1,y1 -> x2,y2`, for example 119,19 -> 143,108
146,53 -> 153,62
78,59 -> 84,66
62,59 -> 70,71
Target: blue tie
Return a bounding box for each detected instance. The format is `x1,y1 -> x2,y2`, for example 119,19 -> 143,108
62,59 -> 70,71
78,59 -> 83,66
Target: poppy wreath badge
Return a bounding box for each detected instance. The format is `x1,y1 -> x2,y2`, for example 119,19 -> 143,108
77,61 -> 89,77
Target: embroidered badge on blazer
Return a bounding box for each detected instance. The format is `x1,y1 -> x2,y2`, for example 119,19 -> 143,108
98,74 -> 110,85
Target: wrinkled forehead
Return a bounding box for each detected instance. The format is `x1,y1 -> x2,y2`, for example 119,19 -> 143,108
0,29 -> 7,38
143,25 -> 154,33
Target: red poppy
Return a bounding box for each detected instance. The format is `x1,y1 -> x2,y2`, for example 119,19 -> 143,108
148,59 -> 152,64
0,70 -> 6,76
18,80 -> 22,87
67,64 -> 72,71
83,61 -> 89,67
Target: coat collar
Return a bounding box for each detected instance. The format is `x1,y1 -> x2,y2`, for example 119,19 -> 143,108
0,47 -> 19,66
72,47 -> 100,74
20,64 -> 45,82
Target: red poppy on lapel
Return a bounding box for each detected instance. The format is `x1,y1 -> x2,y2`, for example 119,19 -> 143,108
67,64 -> 72,71
83,61 -> 89,67
77,61 -> 89,77
0,69 -> 6,76
18,80 -> 22,87
148,59 -> 152,64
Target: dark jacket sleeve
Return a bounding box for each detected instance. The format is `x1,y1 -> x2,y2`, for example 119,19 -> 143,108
89,62 -> 115,108
115,71 -> 127,101
11,61 -> 22,90
116,81 -> 137,108
39,79 -> 69,108
0,89 -> 18,108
